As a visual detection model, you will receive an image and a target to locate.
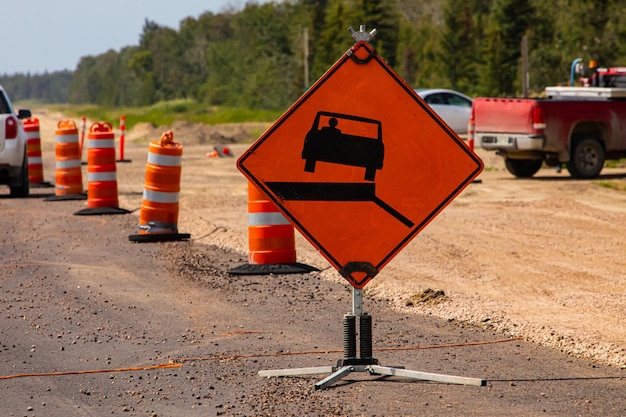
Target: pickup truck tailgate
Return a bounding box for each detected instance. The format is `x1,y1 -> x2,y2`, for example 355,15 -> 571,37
472,97 -> 536,133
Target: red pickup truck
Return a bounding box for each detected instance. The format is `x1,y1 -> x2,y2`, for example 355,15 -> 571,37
468,86 -> 626,178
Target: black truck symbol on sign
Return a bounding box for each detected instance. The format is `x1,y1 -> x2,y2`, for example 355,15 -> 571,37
269,110 -> 411,228
301,111 -> 384,181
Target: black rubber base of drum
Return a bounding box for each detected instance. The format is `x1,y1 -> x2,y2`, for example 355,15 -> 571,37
74,207 -> 132,216
44,193 -> 88,201
30,181 -> 54,188
228,262 -> 319,275
128,233 -> 191,243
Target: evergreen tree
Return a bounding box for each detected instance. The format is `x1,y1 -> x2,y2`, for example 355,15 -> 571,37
395,16 -> 417,84
313,0 -> 356,80
439,0 -> 476,93
479,0 -> 534,95
228,2 -> 300,108
524,0 -> 564,89
407,10 -> 446,88
354,0 -> 400,67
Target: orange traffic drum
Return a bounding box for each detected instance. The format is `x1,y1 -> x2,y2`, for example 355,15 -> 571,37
54,119 -> 83,196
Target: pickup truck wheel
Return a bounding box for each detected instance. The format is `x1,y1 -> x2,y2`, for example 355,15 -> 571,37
566,138 -> 605,179
504,159 -> 542,178
9,153 -> 30,198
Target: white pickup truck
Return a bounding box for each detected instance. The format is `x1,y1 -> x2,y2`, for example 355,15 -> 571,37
0,84 -> 31,196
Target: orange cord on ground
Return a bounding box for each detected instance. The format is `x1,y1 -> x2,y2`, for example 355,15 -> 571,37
175,336 -> 525,363
0,362 -> 182,380
0,337 -> 523,380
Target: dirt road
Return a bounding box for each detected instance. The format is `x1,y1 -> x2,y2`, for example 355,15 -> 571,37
0,109 -> 625,416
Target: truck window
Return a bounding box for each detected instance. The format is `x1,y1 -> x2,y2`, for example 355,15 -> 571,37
318,114 -> 379,140
601,74 -> 626,88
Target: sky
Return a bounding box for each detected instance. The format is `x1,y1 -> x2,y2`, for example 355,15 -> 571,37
2,0 -> 267,75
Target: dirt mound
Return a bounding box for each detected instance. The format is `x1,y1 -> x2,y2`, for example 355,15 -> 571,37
126,120 -> 271,146
404,288 -> 448,306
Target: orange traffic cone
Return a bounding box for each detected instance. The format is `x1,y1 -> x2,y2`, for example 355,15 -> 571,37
214,146 -> 234,157
117,115 -> 131,163
129,131 -> 189,242
229,181 -> 317,275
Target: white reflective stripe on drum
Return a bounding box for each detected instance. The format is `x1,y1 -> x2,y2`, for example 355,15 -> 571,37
55,160 -> 82,169
88,139 -> 115,149
88,171 -> 117,181
55,133 -> 79,143
27,157 -> 43,164
147,152 -> 181,167
249,212 -> 291,226
143,189 -> 179,203
25,132 -> 40,140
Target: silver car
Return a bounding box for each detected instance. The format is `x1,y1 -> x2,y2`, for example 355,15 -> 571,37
414,88 -> 472,134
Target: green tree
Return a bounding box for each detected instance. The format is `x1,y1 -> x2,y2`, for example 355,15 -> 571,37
136,20 -> 188,101
353,0 -> 400,67
69,56 -> 100,104
313,0 -> 356,80
233,2 -> 302,108
0,71 -> 72,103
439,0 -> 477,93
405,11 -> 446,88
198,2 -> 305,109
523,0 -> 565,89
479,0 -> 534,95
128,49 -> 156,105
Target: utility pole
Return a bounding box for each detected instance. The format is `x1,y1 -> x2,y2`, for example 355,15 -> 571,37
303,27 -> 309,90
522,35 -> 529,97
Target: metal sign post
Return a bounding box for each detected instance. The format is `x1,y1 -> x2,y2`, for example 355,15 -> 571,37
258,286 -> 486,390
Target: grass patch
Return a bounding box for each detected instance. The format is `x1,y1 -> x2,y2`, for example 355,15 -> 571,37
605,158 -> 626,169
44,100 -> 283,130
594,180 -> 626,191
483,166 -> 500,172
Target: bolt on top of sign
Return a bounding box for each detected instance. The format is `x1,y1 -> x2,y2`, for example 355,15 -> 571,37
237,26 -> 483,289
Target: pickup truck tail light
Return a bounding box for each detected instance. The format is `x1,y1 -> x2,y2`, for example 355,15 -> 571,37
531,107 -> 546,132
5,115 -> 18,139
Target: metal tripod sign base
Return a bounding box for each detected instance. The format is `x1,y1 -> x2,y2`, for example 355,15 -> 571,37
258,288 -> 486,390
259,363 -> 485,390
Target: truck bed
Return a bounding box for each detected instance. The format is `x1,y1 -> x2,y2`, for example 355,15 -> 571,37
473,96 -> 626,151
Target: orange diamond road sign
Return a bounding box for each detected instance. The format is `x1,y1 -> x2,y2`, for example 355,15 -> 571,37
237,41 -> 483,288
